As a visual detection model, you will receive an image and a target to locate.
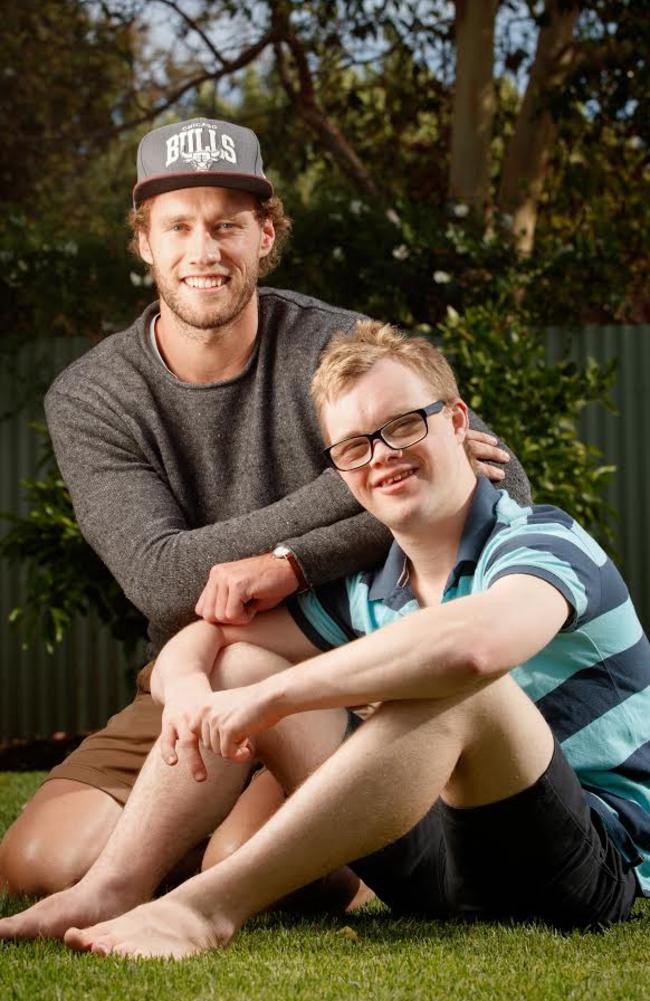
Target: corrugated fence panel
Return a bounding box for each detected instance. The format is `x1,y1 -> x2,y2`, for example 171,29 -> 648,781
1,328 -> 649,739
546,325 -> 650,633
1,339 -> 144,741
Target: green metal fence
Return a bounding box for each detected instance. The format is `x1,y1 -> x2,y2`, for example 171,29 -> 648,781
0,339 -> 141,742
546,325 -> 650,636
1,326 -> 648,740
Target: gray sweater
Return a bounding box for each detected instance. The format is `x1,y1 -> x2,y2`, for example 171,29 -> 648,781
45,288 -> 530,651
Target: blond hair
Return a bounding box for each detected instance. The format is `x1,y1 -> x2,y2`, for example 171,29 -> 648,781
312,320 -> 478,471
311,319 -> 461,417
127,194 -> 291,278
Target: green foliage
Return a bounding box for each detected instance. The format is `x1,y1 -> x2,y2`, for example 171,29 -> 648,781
2,0 -> 641,651
437,302 -> 617,539
0,429 -> 147,655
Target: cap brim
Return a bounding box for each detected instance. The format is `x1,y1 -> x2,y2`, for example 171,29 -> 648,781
133,170 -> 273,208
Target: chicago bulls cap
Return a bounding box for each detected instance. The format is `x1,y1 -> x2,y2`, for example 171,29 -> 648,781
133,118 -> 273,208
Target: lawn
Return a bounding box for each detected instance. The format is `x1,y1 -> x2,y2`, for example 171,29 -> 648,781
2,772 -> 650,1001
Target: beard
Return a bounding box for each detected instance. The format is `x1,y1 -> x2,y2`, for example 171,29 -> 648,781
150,261 -> 259,334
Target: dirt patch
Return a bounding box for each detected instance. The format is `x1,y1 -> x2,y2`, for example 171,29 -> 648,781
0,733 -> 85,771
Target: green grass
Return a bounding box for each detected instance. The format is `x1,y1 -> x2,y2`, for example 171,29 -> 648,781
2,772 -> 650,1001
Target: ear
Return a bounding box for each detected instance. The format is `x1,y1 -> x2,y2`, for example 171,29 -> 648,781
448,399 -> 470,444
138,229 -> 153,266
258,217 -> 276,260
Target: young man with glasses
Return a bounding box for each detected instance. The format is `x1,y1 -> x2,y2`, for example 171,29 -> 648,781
3,318 -> 647,958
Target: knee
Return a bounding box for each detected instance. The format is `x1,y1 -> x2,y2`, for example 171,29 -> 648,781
213,642 -> 289,691
0,825 -> 87,896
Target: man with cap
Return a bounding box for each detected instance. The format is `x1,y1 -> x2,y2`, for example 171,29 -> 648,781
0,117 -> 528,900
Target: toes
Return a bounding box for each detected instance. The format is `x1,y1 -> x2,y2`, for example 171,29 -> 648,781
90,939 -> 113,957
64,926 -> 93,952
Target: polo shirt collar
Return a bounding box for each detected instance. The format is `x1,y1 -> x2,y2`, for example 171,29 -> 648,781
367,477 -> 502,604
445,477 -> 501,591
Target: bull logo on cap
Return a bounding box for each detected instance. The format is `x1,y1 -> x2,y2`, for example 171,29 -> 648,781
182,148 -> 217,172
166,126 -> 237,170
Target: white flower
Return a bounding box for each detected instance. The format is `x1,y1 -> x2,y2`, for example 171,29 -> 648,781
433,270 -> 451,284
453,203 -> 469,218
392,244 -> 410,261
332,246 -> 344,262
349,200 -> 363,215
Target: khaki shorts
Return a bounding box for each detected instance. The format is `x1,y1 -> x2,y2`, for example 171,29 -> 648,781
46,663 -> 160,806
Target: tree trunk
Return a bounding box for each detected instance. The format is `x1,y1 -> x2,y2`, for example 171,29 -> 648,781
449,0 -> 499,215
498,2 -> 579,255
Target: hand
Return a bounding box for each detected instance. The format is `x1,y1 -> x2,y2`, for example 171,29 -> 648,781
198,682 -> 283,763
195,553 -> 299,625
160,694 -> 211,782
465,429 -> 510,482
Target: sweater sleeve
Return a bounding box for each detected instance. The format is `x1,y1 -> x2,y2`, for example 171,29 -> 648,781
45,388 -> 387,637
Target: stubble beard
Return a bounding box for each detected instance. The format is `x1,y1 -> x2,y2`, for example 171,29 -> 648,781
151,261 -> 259,337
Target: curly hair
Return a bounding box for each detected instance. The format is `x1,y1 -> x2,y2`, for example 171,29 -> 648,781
127,193 -> 291,278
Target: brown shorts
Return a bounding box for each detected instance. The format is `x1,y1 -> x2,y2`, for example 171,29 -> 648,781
45,663 -> 160,806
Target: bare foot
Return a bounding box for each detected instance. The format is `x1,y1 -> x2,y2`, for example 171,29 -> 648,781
0,877 -> 139,942
347,879 -> 375,912
64,895 -> 232,960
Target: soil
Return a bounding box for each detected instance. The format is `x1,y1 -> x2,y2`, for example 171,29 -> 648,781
0,733 -> 85,771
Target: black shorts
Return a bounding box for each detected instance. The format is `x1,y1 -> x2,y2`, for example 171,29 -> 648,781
349,740 -> 639,930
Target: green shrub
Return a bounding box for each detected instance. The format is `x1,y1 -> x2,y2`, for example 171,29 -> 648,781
0,428 -> 147,654
437,303 -> 617,539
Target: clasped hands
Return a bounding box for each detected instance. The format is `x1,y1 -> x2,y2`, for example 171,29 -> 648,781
160,684 -> 282,782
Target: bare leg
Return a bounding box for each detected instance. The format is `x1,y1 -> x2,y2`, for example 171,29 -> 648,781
205,769 -> 373,913
0,780 -> 122,896
0,643 -> 348,941
65,675 -> 554,958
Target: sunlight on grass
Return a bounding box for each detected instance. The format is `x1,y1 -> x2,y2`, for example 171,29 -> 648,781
2,773 -> 650,1001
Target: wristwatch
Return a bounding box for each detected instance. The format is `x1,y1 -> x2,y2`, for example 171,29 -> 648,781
272,545 -> 309,593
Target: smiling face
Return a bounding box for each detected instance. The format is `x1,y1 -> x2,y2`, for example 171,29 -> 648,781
322,358 -> 476,536
138,186 -> 275,335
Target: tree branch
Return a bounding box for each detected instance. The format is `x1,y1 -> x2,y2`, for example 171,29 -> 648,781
270,6 -> 381,202
92,29 -> 278,142
153,0 -> 226,67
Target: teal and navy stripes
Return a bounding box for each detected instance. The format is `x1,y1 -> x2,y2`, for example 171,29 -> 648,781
286,477 -> 650,895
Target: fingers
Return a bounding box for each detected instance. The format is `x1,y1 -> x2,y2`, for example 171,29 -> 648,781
195,572 -> 255,625
199,713 -> 255,763
194,580 -> 210,619
176,727 -> 207,782
476,460 -> 507,482
160,719 -> 179,766
466,429 -> 498,445
221,733 -> 255,763
466,435 -> 511,465
195,554 -> 294,624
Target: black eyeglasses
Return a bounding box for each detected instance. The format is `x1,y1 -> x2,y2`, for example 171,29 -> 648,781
324,401 -> 445,471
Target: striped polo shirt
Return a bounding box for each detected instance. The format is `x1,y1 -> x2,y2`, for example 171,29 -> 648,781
287,477 -> 650,895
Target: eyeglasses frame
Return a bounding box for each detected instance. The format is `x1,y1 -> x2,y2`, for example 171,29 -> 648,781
323,400 -> 446,471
